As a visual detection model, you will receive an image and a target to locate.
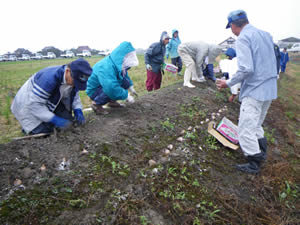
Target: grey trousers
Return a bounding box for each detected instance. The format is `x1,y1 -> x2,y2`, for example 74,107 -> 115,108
238,97 -> 272,156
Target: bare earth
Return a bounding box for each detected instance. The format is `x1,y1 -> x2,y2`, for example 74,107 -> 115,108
0,79 -> 299,225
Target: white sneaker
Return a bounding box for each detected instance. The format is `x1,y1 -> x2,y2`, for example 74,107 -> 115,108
183,83 -> 196,88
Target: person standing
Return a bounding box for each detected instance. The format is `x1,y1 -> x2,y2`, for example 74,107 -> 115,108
86,42 -> 139,115
145,31 -> 170,91
178,41 -> 222,88
166,29 -> 182,76
216,10 -> 278,174
280,47 -> 289,73
11,58 -> 92,134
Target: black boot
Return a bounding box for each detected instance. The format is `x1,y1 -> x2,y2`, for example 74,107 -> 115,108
235,152 -> 265,174
258,137 -> 267,160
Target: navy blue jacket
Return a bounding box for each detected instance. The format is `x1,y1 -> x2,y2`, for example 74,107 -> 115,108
145,32 -> 167,74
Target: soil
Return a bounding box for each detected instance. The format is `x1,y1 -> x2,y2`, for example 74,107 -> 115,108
0,79 -> 299,225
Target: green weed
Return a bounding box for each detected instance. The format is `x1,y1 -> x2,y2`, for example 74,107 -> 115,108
205,136 -> 219,150
160,118 -> 175,131
264,128 -> 276,144
140,216 -> 150,225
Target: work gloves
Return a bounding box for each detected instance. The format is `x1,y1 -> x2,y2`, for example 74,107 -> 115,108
146,64 -> 152,71
74,108 -> 85,125
126,93 -> 135,103
129,86 -> 138,97
50,115 -> 71,128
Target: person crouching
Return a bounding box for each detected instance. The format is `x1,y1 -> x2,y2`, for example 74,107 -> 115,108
11,58 -> 92,134
86,41 -> 139,115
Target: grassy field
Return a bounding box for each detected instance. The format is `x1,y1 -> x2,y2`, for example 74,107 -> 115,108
0,56 -> 183,143
277,53 -> 300,145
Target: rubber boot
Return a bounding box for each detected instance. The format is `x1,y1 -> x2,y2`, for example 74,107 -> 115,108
235,152 -> 265,174
183,66 -> 195,88
258,137 -> 267,160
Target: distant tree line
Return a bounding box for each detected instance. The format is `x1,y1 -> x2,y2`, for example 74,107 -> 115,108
7,46 -> 101,57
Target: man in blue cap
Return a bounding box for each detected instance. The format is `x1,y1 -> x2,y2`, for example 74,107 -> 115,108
216,10 -> 278,174
11,58 -> 93,134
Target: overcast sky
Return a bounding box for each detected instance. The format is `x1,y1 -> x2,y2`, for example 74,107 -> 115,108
1,0 -> 299,55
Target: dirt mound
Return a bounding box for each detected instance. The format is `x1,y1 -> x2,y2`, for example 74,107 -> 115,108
0,81 -> 299,225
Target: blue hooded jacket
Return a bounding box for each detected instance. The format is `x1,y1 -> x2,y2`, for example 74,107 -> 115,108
145,31 -> 168,74
166,29 -> 181,58
86,42 -> 134,100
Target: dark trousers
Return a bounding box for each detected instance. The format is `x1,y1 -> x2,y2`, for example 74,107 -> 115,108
203,64 -> 216,81
30,102 -> 73,134
281,63 -> 286,72
146,70 -> 162,91
89,78 -> 130,105
171,56 -> 182,73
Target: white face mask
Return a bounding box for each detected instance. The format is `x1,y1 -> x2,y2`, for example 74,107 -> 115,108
122,51 -> 139,70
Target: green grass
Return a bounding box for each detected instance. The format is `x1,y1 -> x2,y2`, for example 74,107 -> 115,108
0,56 -> 182,143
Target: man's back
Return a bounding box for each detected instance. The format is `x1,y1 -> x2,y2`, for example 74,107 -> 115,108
236,24 -> 277,101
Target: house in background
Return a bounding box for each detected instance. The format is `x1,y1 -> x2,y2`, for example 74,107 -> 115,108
77,46 -> 92,53
277,37 -> 300,48
218,37 -> 236,51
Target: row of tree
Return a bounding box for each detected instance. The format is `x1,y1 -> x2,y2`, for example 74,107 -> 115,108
6,46 -> 102,57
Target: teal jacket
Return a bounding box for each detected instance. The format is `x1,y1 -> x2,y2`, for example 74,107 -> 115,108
86,42 -> 134,100
166,29 -> 181,58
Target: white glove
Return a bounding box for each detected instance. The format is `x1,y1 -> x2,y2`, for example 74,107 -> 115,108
126,93 -> 135,103
129,86 -> 138,97
146,64 -> 152,71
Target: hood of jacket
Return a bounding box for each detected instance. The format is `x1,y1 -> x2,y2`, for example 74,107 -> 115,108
208,44 -> 223,63
172,29 -> 178,37
109,41 -> 135,74
160,31 -> 169,45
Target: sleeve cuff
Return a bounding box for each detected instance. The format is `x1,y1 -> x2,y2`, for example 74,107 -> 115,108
226,80 -> 232,87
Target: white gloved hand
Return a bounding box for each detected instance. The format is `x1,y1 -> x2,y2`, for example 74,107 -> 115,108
126,93 -> 135,103
146,64 -> 152,71
129,86 -> 138,97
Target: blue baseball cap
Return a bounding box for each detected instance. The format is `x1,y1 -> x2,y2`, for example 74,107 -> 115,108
225,48 -> 236,58
70,58 -> 92,90
226,10 -> 247,29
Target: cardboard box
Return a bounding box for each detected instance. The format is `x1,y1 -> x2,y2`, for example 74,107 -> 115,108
207,120 -> 239,150
216,117 -> 239,144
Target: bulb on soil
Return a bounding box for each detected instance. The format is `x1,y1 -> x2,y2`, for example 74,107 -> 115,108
14,179 -> 22,186
167,144 -> 173,150
81,149 -> 89,155
40,164 -> 46,171
187,126 -> 193,131
177,137 -> 184,142
152,168 -> 158,174
164,149 -> 170,156
149,159 -> 156,167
